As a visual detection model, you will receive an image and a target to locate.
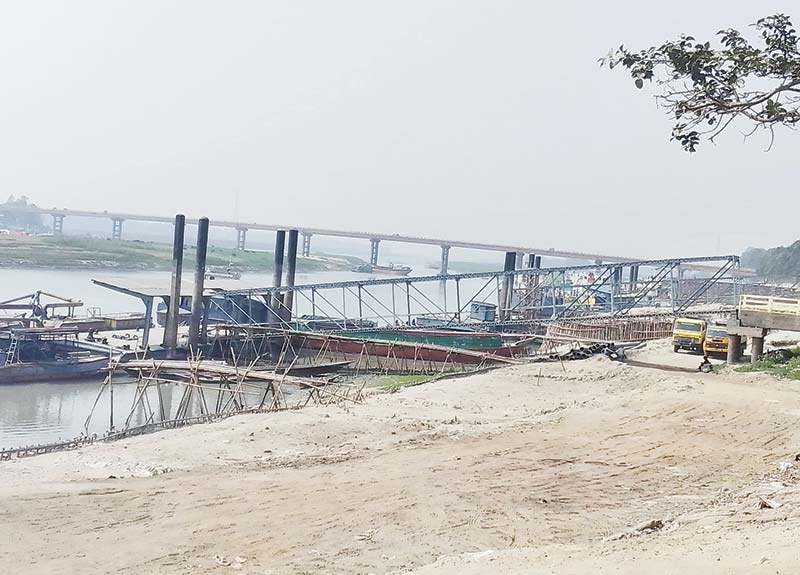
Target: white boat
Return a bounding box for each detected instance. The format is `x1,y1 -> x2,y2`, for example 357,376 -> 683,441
205,266 -> 242,280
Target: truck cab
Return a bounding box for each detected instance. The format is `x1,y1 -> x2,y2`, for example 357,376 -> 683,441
702,319 -> 745,357
703,320 -> 728,357
672,317 -> 706,353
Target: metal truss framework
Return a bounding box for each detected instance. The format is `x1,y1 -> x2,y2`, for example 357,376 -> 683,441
215,255 -> 742,331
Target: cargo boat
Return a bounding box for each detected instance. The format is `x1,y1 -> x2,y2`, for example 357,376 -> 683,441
352,263 -> 412,276
0,326 -> 128,384
0,356 -> 109,384
333,328 -> 508,350
291,331 -> 528,363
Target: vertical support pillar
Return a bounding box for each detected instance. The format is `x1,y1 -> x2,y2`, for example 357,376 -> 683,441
270,230 -> 286,323
675,265 -> 685,305
141,297 -> 153,349
520,253 -> 535,316
52,214 -> 64,235
301,232 -> 312,257
750,336 -> 764,364
236,227 -> 247,251
164,214 -> 186,358
283,229 -> 299,321
188,217 -> 209,351
201,299 -> 211,345
405,281 -> 412,324
731,257 -> 741,306
726,334 -> 742,364
500,252 -> 517,321
611,266 -> 622,312
369,238 -> 380,266
111,218 -> 124,240
628,265 -> 638,292
532,255 -> 542,290
440,245 -> 450,275
455,278 -> 461,321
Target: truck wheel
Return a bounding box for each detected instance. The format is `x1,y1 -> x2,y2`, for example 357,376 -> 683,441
673,345 -> 680,353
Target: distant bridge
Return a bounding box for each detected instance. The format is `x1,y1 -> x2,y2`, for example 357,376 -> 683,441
0,203 -> 723,275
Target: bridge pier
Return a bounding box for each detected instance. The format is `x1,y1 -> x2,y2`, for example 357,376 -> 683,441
524,253 -> 537,286
611,266 -> 623,312
369,238 -> 380,266
236,227 -> 247,251
675,266 -> 685,304
439,245 -> 450,275
111,217 -> 124,240
750,335 -> 765,364
301,232 -> 312,257
52,214 -> 64,235
628,265 -> 639,291
726,334 -> 742,364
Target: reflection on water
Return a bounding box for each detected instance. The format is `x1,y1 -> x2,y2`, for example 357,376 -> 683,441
0,377 -> 301,448
0,258 -> 493,448
0,378 -> 138,447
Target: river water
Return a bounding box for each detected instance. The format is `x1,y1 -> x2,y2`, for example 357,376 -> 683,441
0,261 -> 499,448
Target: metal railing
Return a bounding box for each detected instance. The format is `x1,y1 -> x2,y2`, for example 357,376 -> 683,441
213,255 -> 741,331
739,294 -> 800,316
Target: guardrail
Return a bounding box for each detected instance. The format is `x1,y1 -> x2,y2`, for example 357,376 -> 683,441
739,295 -> 800,316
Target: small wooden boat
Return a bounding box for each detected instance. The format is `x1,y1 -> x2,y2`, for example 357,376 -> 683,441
0,356 -> 109,384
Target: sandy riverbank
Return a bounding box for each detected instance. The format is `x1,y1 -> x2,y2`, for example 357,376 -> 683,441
2,340 -> 800,574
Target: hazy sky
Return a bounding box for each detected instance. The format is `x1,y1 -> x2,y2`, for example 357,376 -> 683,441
0,1 -> 797,259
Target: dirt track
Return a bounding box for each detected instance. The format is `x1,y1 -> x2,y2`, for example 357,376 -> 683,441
2,340 -> 800,574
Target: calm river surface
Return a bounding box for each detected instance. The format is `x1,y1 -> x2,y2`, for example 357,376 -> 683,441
0,259 -> 488,448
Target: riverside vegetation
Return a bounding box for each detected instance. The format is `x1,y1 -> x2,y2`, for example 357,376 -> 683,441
0,235 -> 365,272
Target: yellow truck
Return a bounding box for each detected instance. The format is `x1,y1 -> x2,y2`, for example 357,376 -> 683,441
702,318 -> 745,357
703,321 -> 728,356
672,317 -> 706,353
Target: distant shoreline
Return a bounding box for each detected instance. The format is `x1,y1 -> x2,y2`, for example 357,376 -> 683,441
0,235 -> 365,273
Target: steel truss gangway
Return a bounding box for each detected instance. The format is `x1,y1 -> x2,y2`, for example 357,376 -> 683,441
213,255 -> 741,332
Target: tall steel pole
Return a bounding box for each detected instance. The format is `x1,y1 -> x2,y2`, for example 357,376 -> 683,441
283,229 -> 299,321
165,214 -> 185,358
188,217 -> 209,351
270,230 -> 286,323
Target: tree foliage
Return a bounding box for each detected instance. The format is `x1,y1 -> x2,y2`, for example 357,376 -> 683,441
742,241 -> 800,278
0,195 -> 44,232
602,14 -> 800,151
